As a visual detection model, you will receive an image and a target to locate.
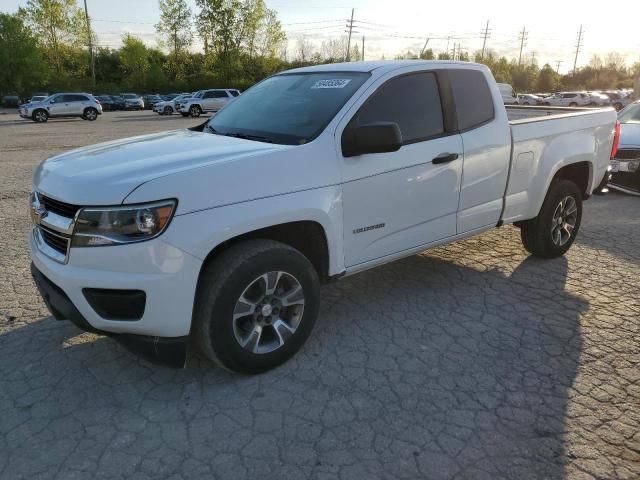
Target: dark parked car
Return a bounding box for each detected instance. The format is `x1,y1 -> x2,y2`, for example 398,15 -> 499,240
609,101 -> 640,195
111,95 -> 126,110
2,95 -> 21,108
96,95 -> 117,111
142,94 -> 163,109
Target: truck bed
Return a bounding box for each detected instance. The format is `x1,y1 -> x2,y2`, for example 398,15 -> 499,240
501,106 -> 617,224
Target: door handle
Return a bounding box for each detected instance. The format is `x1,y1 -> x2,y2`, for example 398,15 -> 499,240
432,153 -> 459,164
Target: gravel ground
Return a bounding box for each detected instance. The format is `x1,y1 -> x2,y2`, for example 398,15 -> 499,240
0,111 -> 639,480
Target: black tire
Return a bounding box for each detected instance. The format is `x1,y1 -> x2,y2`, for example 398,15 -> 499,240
83,107 -> 98,121
189,105 -> 201,117
520,179 -> 583,259
523,101 -> 530,105
193,239 -> 320,374
32,109 -> 48,123
614,102 -> 623,111
163,106 -> 173,115
569,102 -> 578,107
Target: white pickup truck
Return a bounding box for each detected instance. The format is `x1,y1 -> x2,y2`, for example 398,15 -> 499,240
29,61 -> 618,373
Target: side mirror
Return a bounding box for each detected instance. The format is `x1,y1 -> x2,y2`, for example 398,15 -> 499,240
342,122 -> 403,158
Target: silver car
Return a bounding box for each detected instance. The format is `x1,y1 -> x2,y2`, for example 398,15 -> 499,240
19,93 -> 103,123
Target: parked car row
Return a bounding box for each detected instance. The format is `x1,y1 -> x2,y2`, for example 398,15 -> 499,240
155,89 -> 241,117
513,89 -> 634,110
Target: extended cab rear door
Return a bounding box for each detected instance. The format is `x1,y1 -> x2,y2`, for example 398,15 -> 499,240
447,68 -> 512,233
340,69 -> 463,267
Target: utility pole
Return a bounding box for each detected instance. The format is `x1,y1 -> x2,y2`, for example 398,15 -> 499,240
361,36 -> 365,61
517,26 -> 528,65
345,8 -> 355,61
573,24 -> 583,76
480,20 -> 490,61
420,37 -> 430,57
530,51 -> 537,65
555,60 -> 563,74
446,35 -> 450,56
83,0 -> 95,87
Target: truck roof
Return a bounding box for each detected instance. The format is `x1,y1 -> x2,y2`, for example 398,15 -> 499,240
285,60 -> 475,75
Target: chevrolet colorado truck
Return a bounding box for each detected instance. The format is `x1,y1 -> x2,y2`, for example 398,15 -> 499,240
29,61 -> 618,373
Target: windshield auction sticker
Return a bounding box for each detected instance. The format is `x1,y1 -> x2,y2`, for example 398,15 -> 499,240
311,79 -> 352,89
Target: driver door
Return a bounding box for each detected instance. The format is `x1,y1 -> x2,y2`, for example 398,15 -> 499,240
48,95 -> 69,116
341,70 -> 463,267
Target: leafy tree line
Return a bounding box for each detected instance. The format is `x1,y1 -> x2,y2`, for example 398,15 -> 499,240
396,48 -> 640,93
1,0 -> 639,98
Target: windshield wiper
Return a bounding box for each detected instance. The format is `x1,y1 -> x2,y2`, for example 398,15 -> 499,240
221,132 -> 273,143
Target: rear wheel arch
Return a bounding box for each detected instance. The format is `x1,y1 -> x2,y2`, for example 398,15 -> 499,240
551,161 -> 592,199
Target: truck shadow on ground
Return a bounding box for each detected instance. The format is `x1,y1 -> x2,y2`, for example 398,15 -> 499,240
0,252 -> 584,479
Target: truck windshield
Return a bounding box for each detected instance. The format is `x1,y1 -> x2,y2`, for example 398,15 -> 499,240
206,72 -> 370,145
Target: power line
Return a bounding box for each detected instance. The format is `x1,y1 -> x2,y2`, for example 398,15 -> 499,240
517,26 -> 528,65
573,24 -> 583,76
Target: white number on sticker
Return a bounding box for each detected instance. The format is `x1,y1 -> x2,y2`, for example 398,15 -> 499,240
311,79 -> 352,89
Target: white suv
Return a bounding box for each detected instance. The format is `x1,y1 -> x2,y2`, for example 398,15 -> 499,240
19,93 -> 102,123
179,89 -> 240,117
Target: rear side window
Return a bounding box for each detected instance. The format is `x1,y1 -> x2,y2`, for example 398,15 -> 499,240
211,91 -> 228,98
230,90 -> 240,97
448,69 -> 495,131
353,72 -> 444,144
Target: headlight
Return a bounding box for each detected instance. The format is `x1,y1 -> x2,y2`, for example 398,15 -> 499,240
71,200 -> 176,247
628,160 -> 640,172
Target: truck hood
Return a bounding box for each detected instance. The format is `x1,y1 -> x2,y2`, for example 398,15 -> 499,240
33,129 -> 287,205
619,123 -> 640,148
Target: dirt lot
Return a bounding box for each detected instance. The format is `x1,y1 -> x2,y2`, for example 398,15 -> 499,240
1,110 -> 639,480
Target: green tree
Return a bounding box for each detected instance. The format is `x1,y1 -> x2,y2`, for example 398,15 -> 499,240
536,64 -> 559,92
0,13 -> 46,96
19,0 -> 86,77
119,34 -> 150,90
155,0 -> 192,80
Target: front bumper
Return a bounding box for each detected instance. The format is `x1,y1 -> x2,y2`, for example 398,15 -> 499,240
31,263 -> 189,367
29,229 -> 202,338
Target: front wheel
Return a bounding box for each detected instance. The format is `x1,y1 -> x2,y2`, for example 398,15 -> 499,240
193,239 -> 320,374
32,109 -> 48,123
569,102 -> 578,107
163,106 -> 173,115
189,105 -> 201,117
520,179 -> 583,258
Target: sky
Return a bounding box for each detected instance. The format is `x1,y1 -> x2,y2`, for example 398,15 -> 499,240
2,0 -> 639,74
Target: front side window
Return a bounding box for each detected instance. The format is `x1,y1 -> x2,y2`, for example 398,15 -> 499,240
349,72 -> 444,144
448,69 -> 495,131
207,72 -> 370,145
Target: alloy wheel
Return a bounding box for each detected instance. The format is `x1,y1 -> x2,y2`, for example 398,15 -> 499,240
232,271 -> 305,354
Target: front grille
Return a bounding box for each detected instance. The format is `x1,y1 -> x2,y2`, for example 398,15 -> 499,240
615,149 -> 640,160
39,227 -> 69,255
40,195 -> 81,218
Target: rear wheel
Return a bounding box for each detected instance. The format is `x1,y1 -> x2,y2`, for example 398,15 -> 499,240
569,102 -> 578,107
614,102 -> 623,111
189,105 -> 201,117
193,239 -> 320,374
32,109 -> 48,123
520,179 -> 582,258
83,107 -> 98,121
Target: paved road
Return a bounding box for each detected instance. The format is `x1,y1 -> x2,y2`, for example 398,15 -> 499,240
1,111 -> 639,479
